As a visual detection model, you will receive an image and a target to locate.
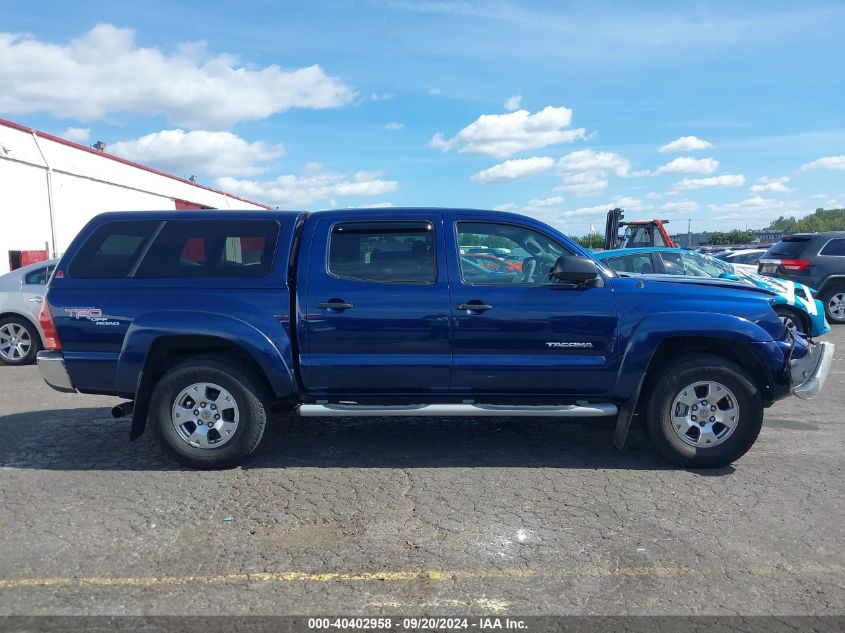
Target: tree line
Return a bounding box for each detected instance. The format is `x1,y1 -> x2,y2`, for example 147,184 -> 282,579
570,208 -> 845,249
765,208 -> 845,233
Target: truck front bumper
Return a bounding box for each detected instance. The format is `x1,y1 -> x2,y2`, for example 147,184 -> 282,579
790,341 -> 835,400
37,351 -> 76,393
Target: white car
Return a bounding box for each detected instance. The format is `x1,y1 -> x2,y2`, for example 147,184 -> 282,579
719,248 -> 767,274
0,259 -> 57,365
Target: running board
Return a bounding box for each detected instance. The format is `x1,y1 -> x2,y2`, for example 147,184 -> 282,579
299,403 -> 617,418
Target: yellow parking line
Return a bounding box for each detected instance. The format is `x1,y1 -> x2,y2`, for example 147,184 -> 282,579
0,563 -> 842,589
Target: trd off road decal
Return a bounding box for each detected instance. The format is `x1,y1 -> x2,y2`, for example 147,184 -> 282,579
64,307 -> 120,326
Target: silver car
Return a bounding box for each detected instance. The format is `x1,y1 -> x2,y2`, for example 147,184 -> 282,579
0,259 -> 57,365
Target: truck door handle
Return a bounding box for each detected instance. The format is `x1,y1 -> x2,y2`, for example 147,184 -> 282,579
317,301 -> 354,311
457,302 -> 493,313
27,297 -> 43,303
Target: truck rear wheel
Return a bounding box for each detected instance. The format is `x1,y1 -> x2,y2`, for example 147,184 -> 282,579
149,356 -> 271,469
644,354 -> 763,468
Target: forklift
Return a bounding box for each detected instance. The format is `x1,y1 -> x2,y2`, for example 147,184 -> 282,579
603,208 -> 677,251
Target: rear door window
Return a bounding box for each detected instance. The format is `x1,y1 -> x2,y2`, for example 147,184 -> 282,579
24,265 -> 56,286
134,220 -> 279,278
69,220 -> 160,279
820,238 -> 845,256
328,221 -> 436,283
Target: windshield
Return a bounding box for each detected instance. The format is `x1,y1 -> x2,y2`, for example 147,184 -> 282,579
660,251 -> 735,277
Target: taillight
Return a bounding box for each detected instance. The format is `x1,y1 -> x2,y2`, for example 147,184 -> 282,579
39,302 -> 61,350
780,259 -> 810,271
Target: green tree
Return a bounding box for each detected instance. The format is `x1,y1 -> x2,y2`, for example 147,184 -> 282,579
766,208 -> 845,233
574,234 -> 604,249
705,229 -> 755,245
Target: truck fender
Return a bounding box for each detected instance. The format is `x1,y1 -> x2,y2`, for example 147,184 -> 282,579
817,275 -> 845,296
611,311 -> 776,449
115,311 -> 297,439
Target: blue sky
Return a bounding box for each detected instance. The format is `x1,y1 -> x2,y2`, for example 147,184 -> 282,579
1,0 -> 843,235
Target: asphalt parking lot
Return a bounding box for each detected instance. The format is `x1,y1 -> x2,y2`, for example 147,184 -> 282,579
0,329 -> 843,617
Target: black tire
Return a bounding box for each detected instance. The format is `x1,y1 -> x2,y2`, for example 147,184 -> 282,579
0,316 -> 41,366
148,356 -> 271,469
773,306 -> 809,336
820,286 -> 845,324
644,354 -> 763,468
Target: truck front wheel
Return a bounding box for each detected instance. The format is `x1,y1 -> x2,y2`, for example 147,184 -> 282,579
644,354 -> 763,468
149,357 -> 271,469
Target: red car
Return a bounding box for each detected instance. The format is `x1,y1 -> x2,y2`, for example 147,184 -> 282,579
462,252 -> 522,272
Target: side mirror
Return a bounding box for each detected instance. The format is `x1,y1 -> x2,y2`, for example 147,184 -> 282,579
551,256 -> 600,285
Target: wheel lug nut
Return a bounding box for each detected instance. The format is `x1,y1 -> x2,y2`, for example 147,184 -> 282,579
699,422 -> 705,427
193,409 -> 199,415
692,405 -> 698,411
200,402 -> 206,408
710,405 -> 716,411
211,404 -> 217,410
691,415 -> 697,421
709,417 -> 715,422
214,414 -> 220,420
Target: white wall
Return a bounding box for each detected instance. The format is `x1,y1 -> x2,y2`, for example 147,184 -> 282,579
0,121 -> 268,274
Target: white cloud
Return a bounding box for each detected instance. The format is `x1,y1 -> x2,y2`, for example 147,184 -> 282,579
494,203 -> 518,211
526,195 -> 564,208
0,24 -> 356,127
654,156 -> 718,175
672,174 -> 745,191
610,196 -> 652,212
60,127 -> 91,143
557,171 -> 608,196
428,88 -> 443,95
385,121 -> 404,130
340,202 -> 395,209
430,106 -> 586,158
750,176 -> 793,193
556,149 -> 632,176
215,163 -> 398,207
554,149 -> 631,196
370,93 -> 394,101
470,156 -> 554,184
708,196 -> 806,221
560,196 -> 651,219
559,203 -> 611,218
661,199 -> 698,213
811,194 -> 844,207
801,155 -> 845,171
110,129 -> 284,178
659,135 -> 713,153
504,95 -> 522,111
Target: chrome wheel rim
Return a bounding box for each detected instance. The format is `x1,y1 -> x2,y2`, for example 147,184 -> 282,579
171,382 -> 239,449
669,381 -> 738,448
0,323 -> 32,361
829,292 -> 845,320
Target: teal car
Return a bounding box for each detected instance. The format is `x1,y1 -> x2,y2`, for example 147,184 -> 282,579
594,247 -> 830,337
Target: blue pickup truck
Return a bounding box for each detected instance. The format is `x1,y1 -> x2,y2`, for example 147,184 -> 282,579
36,208 -> 834,469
